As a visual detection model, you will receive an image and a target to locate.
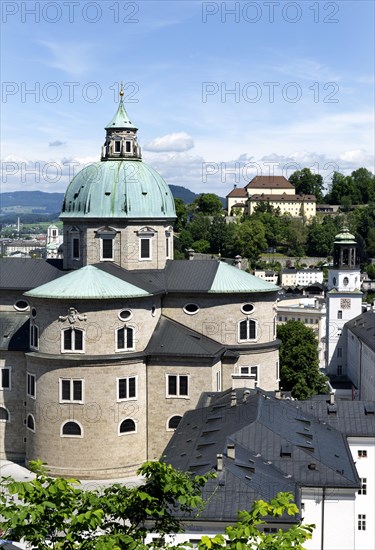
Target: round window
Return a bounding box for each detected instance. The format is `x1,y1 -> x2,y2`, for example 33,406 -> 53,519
343,277 -> 349,286
14,300 -> 29,312
183,303 -> 199,315
31,307 -> 37,318
241,303 -> 254,314
118,309 -> 133,321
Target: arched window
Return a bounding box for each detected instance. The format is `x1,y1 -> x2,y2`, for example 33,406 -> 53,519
119,418 -> 136,434
167,416 -> 182,431
116,326 -> 134,351
0,406 -> 9,422
238,319 -> 257,342
62,328 -> 84,353
61,421 -> 82,437
27,414 -> 35,432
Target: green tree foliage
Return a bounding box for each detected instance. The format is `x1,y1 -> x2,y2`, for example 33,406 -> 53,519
174,198 -> 188,232
236,219 -> 267,263
349,203 -> 375,259
364,264 -> 375,280
191,193 -> 224,215
0,463 -> 314,550
289,168 -> 324,203
327,169 -> 375,205
0,460 -> 212,549
277,321 -> 328,399
283,218 -> 308,257
306,215 -> 343,257
198,492 -> 314,549
209,216 -> 239,256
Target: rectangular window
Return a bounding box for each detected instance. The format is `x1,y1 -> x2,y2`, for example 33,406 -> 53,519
216,371 -> 221,392
337,347 -> 342,358
114,141 -> 121,153
30,324 -> 39,350
359,478 -> 367,495
125,141 -> 131,153
1,367 -> 11,390
240,366 -> 249,374
358,450 -> 367,458
118,376 -> 137,400
337,310 -> 343,319
72,237 -> 80,260
337,365 -> 343,375
140,238 -> 151,260
60,379 -> 83,403
27,373 -> 36,398
278,316 -> 282,322
102,238 -> 114,260
358,514 -> 366,530
167,375 -> 189,398
250,366 -> 258,382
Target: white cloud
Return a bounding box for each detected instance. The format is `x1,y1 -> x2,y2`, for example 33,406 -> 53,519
49,141 -> 65,147
144,132 -> 194,152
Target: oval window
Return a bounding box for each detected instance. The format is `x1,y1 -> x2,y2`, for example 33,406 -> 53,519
343,277 -> 349,286
183,303 -> 199,315
31,307 -> 37,318
14,300 -> 29,312
333,277 -> 337,286
118,309 -> 133,321
241,303 -> 254,314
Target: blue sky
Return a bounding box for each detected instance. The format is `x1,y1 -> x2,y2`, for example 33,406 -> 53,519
1,0 -> 374,196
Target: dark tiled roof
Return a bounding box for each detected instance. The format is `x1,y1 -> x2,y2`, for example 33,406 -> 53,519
164,389 -> 361,522
0,258 -> 64,290
146,316 -> 225,358
0,313 -> 29,350
345,310 -> 375,352
245,176 -> 294,189
226,188 -> 247,198
298,395 -> 375,437
163,260 -> 219,292
94,262 -> 166,294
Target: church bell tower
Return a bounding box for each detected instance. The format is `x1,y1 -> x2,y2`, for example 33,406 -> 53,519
326,228 -> 362,377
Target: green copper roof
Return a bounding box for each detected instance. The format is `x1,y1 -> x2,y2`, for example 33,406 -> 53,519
24,265 -> 150,299
209,262 -> 279,293
334,227 -> 356,244
105,99 -> 137,130
60,160 -> 176,219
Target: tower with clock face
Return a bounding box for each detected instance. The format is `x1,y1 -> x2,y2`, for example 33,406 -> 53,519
326,228 -> 362,376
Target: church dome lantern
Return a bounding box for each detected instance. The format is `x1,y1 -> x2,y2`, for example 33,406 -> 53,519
332,227 -> 359,269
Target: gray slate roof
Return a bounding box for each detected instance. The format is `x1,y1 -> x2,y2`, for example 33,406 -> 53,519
146,317 -> 226,358
163,388 -> 361,523
345,309 -> 375,352
298,395 -> 375,437
0,313 -> 29,350
0,258 -> 64,290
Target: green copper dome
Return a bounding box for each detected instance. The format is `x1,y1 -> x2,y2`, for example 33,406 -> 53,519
60,160 -> 176,219
334,227 -> 356,244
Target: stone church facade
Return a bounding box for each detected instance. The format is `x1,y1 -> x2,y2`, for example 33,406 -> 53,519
0,94 -> 280,478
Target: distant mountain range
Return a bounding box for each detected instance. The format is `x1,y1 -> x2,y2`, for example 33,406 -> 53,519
0,187 -> 225,223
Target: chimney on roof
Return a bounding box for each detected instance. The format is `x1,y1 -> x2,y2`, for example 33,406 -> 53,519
275,389 -> 281,399
217,453 -> 223,471
234,255 -> 242,270
243,389 -> 251,402
231,390 -> 237,407
329,392 -> 335,405
187,248 -> 195,260
234,184 -> 237,189
227,443 -> 235,460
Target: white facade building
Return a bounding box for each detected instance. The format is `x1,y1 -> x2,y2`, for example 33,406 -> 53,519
326,229 -> 362,376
